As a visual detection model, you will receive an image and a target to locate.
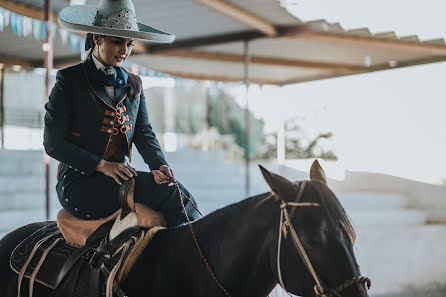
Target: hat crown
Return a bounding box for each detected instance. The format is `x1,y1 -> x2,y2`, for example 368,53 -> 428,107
93,0 -> 138,31
97,0 -> 135,17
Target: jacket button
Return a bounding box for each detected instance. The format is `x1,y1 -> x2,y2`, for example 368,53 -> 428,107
110,121 -> 114,125
74,207 -> 78,212
81,171 -> 85,175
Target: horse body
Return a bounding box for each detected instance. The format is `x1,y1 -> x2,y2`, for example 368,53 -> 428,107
0,162 -> 370,297
123,195 -> 280,297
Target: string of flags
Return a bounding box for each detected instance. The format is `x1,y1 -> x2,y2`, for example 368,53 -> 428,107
0,7 -> 83,53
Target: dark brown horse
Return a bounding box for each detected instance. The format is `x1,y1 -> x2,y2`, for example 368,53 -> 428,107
0,161 -> 370,297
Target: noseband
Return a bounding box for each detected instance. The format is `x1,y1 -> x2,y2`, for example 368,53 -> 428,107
277,181 -> 371,297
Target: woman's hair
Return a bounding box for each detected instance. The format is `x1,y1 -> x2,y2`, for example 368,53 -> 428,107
87,35 -> 142,100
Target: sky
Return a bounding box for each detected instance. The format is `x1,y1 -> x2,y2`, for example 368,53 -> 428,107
234,0 -> 446,184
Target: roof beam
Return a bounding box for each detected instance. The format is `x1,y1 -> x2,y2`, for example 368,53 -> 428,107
281,56 -> 446,85
0,0 -> 57,22
154,49 -> 363,72
149,70 -> 281,85
286,30 -> 446,56
192,0 -> 277,36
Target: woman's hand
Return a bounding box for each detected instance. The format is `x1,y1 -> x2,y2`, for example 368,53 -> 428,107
96,159 -> 138,185
152,165 -> 175,186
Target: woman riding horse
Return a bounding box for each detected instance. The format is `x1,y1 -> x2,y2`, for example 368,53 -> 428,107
44,0 -> 200,227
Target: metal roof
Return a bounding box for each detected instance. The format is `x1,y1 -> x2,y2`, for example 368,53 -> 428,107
2,0 -> 446,84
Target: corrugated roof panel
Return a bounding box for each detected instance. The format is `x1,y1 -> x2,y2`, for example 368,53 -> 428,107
134,0 -> 252,40
400,35 -> 420,43
129,54 -> 331,84
375,32 -> 398,40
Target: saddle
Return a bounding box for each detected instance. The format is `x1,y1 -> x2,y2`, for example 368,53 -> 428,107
10,178 -> 167,297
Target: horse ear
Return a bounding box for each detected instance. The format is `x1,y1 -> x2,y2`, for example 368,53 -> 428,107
259,164 -> 293,200
310,159 -> 327,185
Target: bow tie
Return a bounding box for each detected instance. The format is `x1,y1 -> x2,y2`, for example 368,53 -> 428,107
91,65 -> 129,88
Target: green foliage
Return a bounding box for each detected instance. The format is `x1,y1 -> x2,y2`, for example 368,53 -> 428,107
257,116 -> 337,160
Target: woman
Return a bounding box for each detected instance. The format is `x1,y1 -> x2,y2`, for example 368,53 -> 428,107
44,0 -> 200,227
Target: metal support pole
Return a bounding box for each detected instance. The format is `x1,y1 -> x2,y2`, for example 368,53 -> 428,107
0,65 -> 5,149
243,41 -> 250,197
44,0 -> 53,220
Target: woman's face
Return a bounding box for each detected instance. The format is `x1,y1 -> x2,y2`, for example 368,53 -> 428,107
93,35 -> 134,67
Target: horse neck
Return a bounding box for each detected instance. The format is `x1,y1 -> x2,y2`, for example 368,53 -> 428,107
192,193 -> 281,296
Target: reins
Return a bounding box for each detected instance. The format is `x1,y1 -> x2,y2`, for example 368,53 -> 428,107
171,173 -> 232,297
172,174 -> 371,297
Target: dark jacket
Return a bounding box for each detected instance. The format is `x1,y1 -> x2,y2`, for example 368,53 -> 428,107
43,56 -> 168,178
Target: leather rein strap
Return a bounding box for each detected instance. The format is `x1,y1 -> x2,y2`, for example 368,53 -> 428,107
277,181 -> 371,297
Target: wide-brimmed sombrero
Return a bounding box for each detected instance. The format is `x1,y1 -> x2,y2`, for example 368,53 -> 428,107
58,0 -> 175,50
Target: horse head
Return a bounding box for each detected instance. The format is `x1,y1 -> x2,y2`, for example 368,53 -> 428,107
260,160 -> 370,297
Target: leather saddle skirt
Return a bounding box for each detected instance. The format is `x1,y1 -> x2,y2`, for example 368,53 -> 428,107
10,221 -> 150,296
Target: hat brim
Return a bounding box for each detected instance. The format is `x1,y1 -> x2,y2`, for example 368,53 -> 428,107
58,5 -> 175,43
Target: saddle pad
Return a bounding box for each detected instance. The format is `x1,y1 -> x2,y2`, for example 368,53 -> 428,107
10,222 -> 78,289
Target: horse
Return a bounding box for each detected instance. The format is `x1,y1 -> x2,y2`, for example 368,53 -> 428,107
0,160 -> 370,297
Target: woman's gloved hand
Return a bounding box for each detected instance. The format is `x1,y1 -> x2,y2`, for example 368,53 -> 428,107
96,159 -> 138,185
152,165 -> 174,186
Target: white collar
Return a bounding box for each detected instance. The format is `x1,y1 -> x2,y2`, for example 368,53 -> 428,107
92,54 -> 106,70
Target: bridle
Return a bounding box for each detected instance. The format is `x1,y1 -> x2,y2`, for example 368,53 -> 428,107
175,174 -> 371,297
277,180 -> 371,297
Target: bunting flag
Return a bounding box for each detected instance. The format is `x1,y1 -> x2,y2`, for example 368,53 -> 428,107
23,16 -> 32,37
50,22 -> 57,39
69,34 -> 80,52
0,8 -> 4,32
4,9 -> 10,27
41,21 -> 47,40
16,14 -> 23,36
32,19 -> 41,40
0,8 -> 84,54
59,28 -> 69,44
10,12 -> 17,34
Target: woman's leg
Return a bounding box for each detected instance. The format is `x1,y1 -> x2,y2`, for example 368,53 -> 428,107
58,172 -> 121,220
133,171 -> 200,227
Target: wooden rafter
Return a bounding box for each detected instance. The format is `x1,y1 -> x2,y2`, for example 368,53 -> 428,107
281,56 -> 446,85
154,49 -> 363,72
286,30 -> 446,56
0,0 -> 57,22
192,0 -> 277,36
151,70 -> 281,85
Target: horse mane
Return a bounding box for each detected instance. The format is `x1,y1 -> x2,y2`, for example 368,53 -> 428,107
200,192 -> 273,224
308,181 -> 356,243
193,182 -> 356,244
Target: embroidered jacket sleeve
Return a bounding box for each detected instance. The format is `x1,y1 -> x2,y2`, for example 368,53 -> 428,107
133,89 -> 168,170
43,69 -> 102,175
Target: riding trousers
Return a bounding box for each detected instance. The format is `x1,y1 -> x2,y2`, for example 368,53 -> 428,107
56,166 -> 200,228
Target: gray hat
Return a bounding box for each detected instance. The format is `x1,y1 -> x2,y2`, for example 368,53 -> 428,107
58,0 -> 175,49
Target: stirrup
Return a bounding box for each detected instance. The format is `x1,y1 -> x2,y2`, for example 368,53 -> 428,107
110,178 -> 138,241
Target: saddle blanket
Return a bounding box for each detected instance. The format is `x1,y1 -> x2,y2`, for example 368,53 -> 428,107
10,221 -> 165,296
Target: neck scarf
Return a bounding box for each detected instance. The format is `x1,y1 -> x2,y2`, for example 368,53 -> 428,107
90,64 -> 130,88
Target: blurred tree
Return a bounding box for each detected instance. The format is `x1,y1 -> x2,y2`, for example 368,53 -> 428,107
258,116 -> 337,160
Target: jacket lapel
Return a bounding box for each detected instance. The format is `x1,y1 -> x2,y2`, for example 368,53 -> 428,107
114,68 -> 129,105
84,56 -> 115,108
115,85 -> 131,105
